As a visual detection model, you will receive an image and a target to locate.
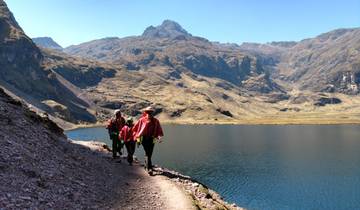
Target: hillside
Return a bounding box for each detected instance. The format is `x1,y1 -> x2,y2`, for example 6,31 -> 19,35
239,28 -> 360,94
63,20 -> 360,124
0,0 -> 117,125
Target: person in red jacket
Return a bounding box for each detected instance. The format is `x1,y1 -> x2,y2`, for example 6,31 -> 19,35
132,106 -> 163,175
106,109 -> 125,159
120,117 -> 136,165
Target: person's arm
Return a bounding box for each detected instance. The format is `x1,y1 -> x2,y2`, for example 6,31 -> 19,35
119,127 -> 125,141
154,119 -> 164,142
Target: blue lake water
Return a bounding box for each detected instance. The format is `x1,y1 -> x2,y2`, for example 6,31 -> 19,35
65,125 -> 360,210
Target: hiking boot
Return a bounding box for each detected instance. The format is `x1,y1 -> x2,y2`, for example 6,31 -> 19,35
148,169 -> 153,176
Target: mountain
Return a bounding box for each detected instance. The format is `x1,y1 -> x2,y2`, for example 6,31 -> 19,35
65,20 -> 279,91
63,20 -> 360,124
239,28 -> 360,95
32,37 -> 63,50
2,0 -> 360,125
0,0 -> 116,125
62,20 -> 295,122
142,19 -> 192,39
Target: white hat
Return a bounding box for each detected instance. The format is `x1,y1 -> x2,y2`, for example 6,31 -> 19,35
114,109 -> 121,116
143,106 -> 154,112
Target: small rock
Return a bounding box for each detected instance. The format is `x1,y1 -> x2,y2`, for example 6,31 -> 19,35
19,196 -> 32,200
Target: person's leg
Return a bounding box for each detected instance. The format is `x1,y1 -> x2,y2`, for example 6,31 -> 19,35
125,142 -> 132,164
142,136 -> 155,170
111,135 -> 117,158
147,141 -> 154,169
118,140 -> 123,156
129,141 -> 135,164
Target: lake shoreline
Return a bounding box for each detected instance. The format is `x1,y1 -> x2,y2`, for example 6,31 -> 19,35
63,119 -> 360,131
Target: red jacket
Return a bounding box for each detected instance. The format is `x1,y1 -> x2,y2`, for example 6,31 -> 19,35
132,114 -> 164,139
106,117 -> 125,133
120,125 -> 135,142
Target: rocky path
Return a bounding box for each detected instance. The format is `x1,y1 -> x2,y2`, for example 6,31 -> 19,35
75,141 -> 243,210
74,141 -> 196,210
108,161 -> 196,210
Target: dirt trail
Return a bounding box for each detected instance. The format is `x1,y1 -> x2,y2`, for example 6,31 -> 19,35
74,141 -> 196,210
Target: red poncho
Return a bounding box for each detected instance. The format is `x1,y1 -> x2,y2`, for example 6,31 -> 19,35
132,114 -> 164,139
119,125 -> 135,142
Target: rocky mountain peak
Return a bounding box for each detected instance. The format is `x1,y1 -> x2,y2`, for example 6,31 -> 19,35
142,19 -> 191,39
0,0 -> 24,40
32,37 -> 63,50
0,0 -> 20,27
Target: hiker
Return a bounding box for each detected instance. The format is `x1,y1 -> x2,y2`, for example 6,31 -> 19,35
106,109 -> 125,159
132,106 -> 163,175
120,117 -> 136,165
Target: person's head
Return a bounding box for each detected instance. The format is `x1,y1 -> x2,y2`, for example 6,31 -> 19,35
143,106 -> 155,118
114,109 -> 122,118
126,117 -> 133,127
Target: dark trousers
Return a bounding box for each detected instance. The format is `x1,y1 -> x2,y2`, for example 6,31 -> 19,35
110,133 -> 123,158
142,136 -> 155,170
125,141 -> 136,164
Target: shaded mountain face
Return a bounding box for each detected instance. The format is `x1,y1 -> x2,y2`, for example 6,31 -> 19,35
32,37 -> 63,50
0,0 -> 116,123
239,28 -> 360,94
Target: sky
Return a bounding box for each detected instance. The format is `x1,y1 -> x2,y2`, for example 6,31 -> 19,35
4,0 -> 360,47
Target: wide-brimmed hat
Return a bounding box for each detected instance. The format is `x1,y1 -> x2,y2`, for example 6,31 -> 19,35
143,106 -> 155,112
114,109 -> 121,116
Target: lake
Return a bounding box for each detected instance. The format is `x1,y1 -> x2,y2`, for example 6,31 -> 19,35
66,125 -> 360,210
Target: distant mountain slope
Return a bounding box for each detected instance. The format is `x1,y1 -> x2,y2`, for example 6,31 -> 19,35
32,37 -> 63,50
239,28 -> 360,94
278,28 -> 360,94
65,20 -> 280,93
65,24 -> 360,96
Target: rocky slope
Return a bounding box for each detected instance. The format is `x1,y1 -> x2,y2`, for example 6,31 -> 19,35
0,87 -> 114,209
0,0 -> 116,124
32,37 -> 63,51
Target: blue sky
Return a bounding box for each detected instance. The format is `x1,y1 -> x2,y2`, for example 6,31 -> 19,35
5,0 -> 360,47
